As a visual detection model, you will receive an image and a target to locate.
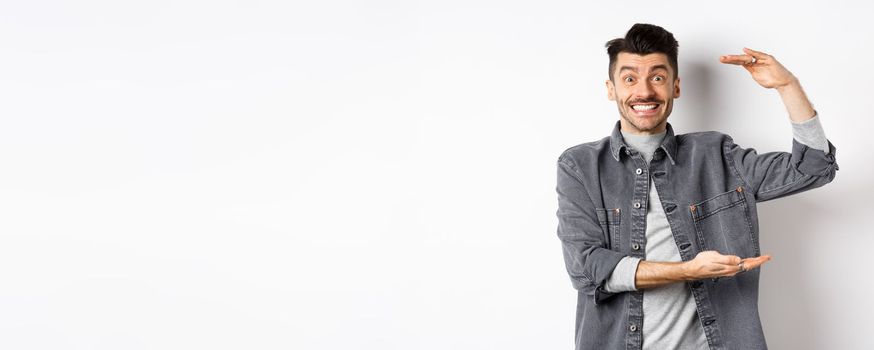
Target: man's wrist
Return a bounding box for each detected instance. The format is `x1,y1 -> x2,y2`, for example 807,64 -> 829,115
775,76 -> 800,94
678,261 -> 692,281
775,77 -> 816,123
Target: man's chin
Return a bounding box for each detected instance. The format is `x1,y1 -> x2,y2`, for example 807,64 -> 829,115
623,117 -> 667,133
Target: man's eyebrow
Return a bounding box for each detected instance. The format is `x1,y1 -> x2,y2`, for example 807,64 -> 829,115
650,64 -> 669,73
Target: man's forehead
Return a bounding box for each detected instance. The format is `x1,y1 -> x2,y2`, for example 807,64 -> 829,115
616,52 -> 670,70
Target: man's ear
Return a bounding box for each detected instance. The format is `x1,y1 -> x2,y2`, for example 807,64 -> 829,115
606,79 -> 615,101
673,77 -> 681,98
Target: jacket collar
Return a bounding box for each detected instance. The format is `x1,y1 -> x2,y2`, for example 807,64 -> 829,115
609,120 -> 678,165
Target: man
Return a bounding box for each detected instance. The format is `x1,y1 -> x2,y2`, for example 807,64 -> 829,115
555,23 -> 838,350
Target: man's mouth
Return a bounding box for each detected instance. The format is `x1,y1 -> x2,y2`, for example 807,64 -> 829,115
630,103 -> 660,116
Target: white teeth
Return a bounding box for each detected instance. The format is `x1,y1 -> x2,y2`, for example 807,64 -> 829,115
632,104 -> 657,111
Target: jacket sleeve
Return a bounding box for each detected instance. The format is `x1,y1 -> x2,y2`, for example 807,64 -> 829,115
724,134 -> 839,203
556,157 -> 627,304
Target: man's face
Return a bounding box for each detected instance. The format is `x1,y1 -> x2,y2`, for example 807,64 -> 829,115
606,52 -> 680,135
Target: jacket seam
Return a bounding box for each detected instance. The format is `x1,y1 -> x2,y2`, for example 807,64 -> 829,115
723,136 -> 752,193
558,157 -> 588,186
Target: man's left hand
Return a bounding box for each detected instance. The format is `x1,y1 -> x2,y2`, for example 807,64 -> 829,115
720,47 -> 797,89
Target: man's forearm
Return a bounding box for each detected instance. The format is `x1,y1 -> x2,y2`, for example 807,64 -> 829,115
776,78 -> 817,123
634,260 -> 690,289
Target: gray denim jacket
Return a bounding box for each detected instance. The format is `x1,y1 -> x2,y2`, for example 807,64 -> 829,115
555,120 -> 838,350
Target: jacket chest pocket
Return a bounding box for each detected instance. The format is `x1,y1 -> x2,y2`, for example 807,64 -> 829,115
595,208 -> 622,251
690,186 -> 759,257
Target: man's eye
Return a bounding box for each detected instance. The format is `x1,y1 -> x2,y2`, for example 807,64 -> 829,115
653,76 -> 664,82
624,76 -> 634,83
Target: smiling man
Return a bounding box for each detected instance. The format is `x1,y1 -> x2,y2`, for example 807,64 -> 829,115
608,52 -> 677,135
555,23 -> 838,350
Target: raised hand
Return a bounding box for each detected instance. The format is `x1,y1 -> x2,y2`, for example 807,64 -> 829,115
719,47 -> 797,89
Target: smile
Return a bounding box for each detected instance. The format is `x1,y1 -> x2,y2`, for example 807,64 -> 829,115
631,104 -> 658,111
630,103 -> 660,115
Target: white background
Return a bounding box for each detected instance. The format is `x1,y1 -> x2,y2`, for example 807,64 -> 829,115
0,0 -> 871,349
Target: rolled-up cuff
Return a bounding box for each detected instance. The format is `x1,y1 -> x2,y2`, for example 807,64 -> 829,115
791,138 -> 839,176
604,257 -> 642,293
588,248 -> 628,305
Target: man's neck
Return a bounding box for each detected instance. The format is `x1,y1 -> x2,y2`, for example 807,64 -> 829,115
621,128 -> 667,164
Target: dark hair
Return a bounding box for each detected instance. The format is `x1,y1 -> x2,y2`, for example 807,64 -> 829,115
605,23 -> 679,81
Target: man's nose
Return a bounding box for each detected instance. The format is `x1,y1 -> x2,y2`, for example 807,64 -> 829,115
634,80 -> 656,99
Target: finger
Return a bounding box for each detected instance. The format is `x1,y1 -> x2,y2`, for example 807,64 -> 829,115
716,254 -> 741,265
722,263 -> 744,276
742,47 -> 770,59
741,255 -> 772,270
720,54 -> 755,65
707,258 -> 744,277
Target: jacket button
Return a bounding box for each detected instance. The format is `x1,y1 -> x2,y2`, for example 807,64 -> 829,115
635,168 -> 642,175
629,324 -> 637,332
633,202 -> 641,209
632,243 -> 640,250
